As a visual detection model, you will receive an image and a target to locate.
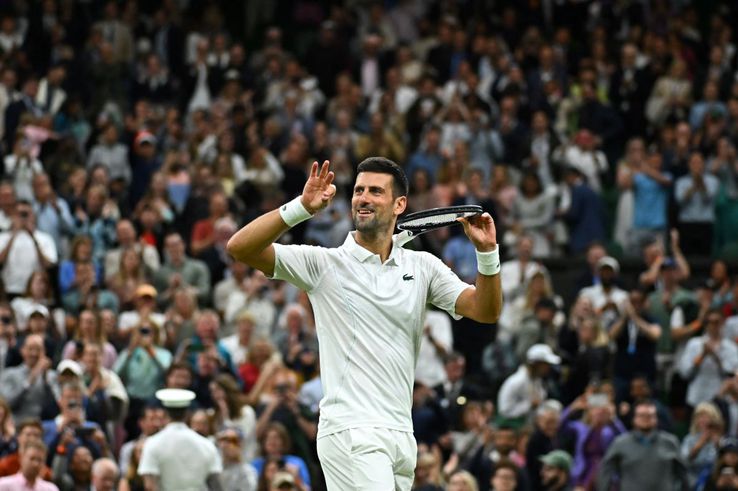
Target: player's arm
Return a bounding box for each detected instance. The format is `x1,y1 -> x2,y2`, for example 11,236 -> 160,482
454,212 -> 503,324
206,474 -> 224,491
227,161 -> 336,276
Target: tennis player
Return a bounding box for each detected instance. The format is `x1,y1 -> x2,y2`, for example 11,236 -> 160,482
227,157 -> 502,490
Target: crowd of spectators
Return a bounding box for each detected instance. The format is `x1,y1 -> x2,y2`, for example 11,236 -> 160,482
0,0 -> 737,490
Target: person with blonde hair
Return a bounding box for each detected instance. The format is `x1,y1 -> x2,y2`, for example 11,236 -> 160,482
447,469 -> 479,491
681,401 -> 725,488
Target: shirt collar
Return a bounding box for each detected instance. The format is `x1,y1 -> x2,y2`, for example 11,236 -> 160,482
342,231 -> 403,266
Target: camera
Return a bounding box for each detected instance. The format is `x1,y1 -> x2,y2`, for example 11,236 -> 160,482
274,383 -> 289,395
75,426 -> 95,438
140,327 -> 152,336
18,210 -> 29,219
68,400 -> 80,410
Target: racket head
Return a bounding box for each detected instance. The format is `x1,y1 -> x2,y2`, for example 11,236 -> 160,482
396,205 -> 483,234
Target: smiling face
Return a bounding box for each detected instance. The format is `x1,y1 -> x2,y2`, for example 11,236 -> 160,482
351,172 -> 406,236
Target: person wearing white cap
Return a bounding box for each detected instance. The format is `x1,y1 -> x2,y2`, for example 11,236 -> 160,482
497,344 -> 561,421
577,256 -> 628,327
138,388 -> 223,491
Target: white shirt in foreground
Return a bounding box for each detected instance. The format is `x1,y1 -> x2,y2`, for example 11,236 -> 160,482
272,232 -> 470,437
138,422 -> 222,491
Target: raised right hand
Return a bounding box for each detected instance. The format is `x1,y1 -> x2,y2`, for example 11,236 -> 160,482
301,161 -> 336,214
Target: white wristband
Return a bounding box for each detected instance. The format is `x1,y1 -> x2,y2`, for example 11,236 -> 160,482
279,196 -> 313,227
476,246 -> 501,276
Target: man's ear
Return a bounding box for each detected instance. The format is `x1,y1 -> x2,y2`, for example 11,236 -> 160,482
394,196 -> 407,216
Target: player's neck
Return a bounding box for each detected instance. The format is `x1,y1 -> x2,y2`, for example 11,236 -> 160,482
355,230 -> 394,263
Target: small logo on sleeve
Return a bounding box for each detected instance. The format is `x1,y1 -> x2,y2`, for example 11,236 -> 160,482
402,273 -> 414,281
281,205 -> 287,211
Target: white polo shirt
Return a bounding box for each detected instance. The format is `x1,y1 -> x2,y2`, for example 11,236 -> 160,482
138,422 -> 222,491
273,231 -> 471,437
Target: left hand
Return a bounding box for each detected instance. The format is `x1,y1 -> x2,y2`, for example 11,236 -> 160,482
457,212 -> 497,252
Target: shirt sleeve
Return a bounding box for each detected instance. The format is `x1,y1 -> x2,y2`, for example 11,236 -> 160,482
271,244 -> 327,293
423,252 -> 471,320
137,440 -> 160,476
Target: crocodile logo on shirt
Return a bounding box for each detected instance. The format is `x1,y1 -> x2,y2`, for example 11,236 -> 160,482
403,274 -> 414,281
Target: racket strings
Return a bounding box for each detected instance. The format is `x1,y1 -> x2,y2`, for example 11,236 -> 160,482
399,211 -> 478,230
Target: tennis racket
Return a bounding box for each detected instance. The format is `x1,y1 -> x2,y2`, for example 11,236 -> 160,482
395,205 -> 483,246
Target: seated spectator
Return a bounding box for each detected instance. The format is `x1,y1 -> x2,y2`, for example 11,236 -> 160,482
117,284 -> 166,347
220,310 -> 255,367
22,306 -> 61,365
561,165 -> 606,254
182,310 -> 233,373
251,422 -> 311,487
216,427 -> 258,491
515,298 -> 562,362
0,304 -> 22,371
162,288 -> 199,350
416,308 -> 453,389
507,171 -> 556,257
103,219 -> 160,283
10,271 -> 57,333
563,129 -> 608,193
86,123 -> 130,185
0,440 -> 57,491
412,381 -> 449,447
0,399 -> 14,459
559,316 -> 610,403
637,231 -> 690,288
118,438 -> 145,491
42,381 -> 103,458
79,343 -> 128,442
0,200 -> 58,298
89,458 -> 118,491
0,334 -> 56,422
61,261 -> 119,315
447,470 -> 479,491
106,247 -> 150,311
73,185 -> 118,266
678,308 -> 738,409
51,443 -> 93,491
273,304 -> 318,381
209,373 -> 257,461
617,376 -> 673,432
190,191 -> 230,258
525,400 -> 564,491
58,235 -> 101,295
538,450 -> 573,491
118,406 -> 165,476
0,419 -> 52,479
31,173 -> 75,256
413,449 -> 445,491
223,269 -> 277,338
114,322 -> 171,437
213,261 -> 249,318
61,309 -> 117,369
433,352 -> 482,431
681,401 -> 724,489
498,344 -> 560,422
489,460 -> 519,491
153,232 -> 211,308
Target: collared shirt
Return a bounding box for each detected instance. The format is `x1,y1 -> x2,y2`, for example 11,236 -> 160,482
678,336 -> 738,407
497,365 -> 546,419
33,198 -> 75,252
0,365 -> 58,422
272,231 -> 470,437
138,422 -> 222,491
0,472 -> 59,491
674,173 -> 719,223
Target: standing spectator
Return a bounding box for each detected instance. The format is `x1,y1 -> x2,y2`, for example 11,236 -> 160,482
508,171 -> 556,257
0,201 -> 57,297
679,308 -> 738,409
31,173 -> 75,256
86,123 -> 130,185
614,138 -> 646,250
498,344 -> 560,421
209,373 -> 257,461
89,458 -> 118,491
216,427 -> 258,491
538,450 -> 574,491
563,129 -> 609,194
596,400 -> 688,491
525,400 -> 564,491
415,309 -> 453,388
0,183 -> 16,232
627,151 -> 672,256
674,152 -> 719,255
578,257 -> 628,328
608,289 -> 662,400
0,335 -> 55,422
153,232 -> 211,308
104,220 -> 160,282
118,406 -> 165,476
560,165 -> 605,254
3,136 -> 45,202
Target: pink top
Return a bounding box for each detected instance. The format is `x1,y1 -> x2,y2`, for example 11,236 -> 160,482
0,473 -> 60,491
61,341 -> 118,369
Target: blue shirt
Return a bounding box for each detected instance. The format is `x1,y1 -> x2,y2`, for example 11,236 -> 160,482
33,199 -> 75,252
633,172 -> 672,229
442,235 -> 477,283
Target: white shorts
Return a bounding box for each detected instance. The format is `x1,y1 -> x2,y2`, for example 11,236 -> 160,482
317,427 -> 417,491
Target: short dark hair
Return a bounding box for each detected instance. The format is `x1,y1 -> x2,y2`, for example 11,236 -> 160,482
356,157 -> 409,198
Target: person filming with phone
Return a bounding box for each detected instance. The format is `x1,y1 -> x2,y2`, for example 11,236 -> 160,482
0,201 -> 57,299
